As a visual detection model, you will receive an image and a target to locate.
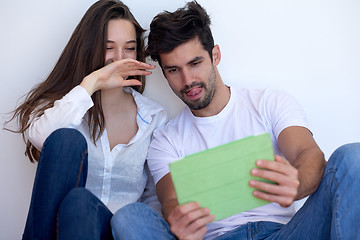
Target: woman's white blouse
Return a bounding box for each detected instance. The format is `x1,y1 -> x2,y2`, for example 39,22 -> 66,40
26,86 -> 168,213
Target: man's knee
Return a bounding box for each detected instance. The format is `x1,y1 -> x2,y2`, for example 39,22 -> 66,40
111,202 -> 170,239
111,202 -> 161,231
111,202 -> 149,226
328,143 -> 360,171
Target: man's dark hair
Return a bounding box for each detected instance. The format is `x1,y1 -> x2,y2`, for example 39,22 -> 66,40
146,1 -> 214,67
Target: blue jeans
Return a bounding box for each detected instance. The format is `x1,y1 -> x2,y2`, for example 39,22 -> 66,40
22,128 -> 113,240
111,143 -> 360,239
111,202 -> 177,240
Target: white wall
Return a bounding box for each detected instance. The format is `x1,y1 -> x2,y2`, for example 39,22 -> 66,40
1,0 -> 359,239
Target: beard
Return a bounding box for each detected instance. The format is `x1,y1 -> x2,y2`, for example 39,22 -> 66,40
178,67 -> 217,110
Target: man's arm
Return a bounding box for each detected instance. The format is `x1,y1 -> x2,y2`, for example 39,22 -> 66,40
278,126 -> 326,199
156,173 -> 215,240
250,126 -> 326,207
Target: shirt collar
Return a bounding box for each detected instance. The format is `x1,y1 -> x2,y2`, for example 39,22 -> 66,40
124,87 -> 164,125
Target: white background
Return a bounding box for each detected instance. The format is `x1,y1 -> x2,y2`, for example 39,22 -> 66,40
1,0 -> 359,238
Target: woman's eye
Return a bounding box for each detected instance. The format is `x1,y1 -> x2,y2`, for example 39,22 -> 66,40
126,47 -> 136,51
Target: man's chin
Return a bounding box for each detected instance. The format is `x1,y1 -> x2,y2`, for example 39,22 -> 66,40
185,100 -> 210,111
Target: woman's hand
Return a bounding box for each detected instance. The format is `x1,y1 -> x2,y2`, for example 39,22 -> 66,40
80,58 -> 155,95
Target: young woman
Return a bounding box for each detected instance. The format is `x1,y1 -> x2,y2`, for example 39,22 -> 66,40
7,0 -> 167,239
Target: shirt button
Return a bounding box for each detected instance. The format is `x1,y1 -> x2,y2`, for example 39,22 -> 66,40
106,168 -> 110,172
104,190 -> 108,194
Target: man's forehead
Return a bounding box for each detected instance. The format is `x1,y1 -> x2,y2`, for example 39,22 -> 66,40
160,39 -> 207,66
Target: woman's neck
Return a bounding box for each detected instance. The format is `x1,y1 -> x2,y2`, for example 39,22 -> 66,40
101,87 -> 138,148
101,87 -> 134,111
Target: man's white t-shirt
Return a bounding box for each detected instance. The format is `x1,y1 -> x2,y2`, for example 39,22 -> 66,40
147,87 -> 309,239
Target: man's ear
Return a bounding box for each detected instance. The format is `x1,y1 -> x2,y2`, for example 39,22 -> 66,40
212,44 -> 221,66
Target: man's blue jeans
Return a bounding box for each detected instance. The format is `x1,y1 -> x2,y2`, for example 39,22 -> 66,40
111,143 -> 360,239
22,128 -> 113,240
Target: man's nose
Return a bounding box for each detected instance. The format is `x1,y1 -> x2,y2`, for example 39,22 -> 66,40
181,68 -> 193,85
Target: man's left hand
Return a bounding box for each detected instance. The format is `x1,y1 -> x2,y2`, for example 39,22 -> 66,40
249,155 -> 300,207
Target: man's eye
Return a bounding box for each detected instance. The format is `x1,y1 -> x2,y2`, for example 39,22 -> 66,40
192,61 -> 201,66
106,47 -> 113,50
168,68 -> 177,73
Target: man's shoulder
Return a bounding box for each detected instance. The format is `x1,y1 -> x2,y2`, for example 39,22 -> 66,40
231,86 -> 290,102
152,107 -> 190,138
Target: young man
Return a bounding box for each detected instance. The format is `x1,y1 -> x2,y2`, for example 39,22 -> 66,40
111,2 -> 360,239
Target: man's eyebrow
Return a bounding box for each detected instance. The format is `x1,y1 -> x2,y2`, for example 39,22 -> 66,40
188,56 -> 204,64
163,65 -> 178,70
163,56 -> 204,70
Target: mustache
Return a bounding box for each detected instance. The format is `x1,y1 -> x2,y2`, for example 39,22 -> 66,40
180,82 -> 206,95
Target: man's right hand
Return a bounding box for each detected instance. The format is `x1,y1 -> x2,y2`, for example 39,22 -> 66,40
167,202 -> 214,240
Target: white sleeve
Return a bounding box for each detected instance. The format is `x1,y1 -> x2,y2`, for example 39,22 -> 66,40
261,89 -> 309,140
147,126 -> 181,185
26,86 -> 94,150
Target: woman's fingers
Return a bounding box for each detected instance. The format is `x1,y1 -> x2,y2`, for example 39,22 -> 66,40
121,79 -> 142,87
81,58 -> 155,94
111,58 -> 155,73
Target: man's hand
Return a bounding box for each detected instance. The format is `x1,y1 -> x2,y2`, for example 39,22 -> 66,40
167,202 -> 215,240
249,155 -> 300,207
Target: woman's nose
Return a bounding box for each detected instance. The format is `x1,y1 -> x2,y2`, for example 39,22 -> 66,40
114,49 -> 124,61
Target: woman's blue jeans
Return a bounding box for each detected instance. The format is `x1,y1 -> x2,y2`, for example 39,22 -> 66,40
22,128 -> 113,240
111,143 -> 360,240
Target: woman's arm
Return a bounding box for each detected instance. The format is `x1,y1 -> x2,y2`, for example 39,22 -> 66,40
27,86 -> 93,150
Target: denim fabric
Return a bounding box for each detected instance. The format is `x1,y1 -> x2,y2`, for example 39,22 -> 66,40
111,143 -> 360,240
111,202 -> 177,240
214,222 -> 284,240
22,128 -> 113,240
57,188 -> 113,240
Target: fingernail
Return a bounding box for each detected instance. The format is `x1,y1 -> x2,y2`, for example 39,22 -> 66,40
249,180 -> 256,186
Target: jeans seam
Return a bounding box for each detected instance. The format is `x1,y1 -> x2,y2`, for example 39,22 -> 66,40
76,150 -> 87,187
248,222 -> 255,239
56,214 -> 59,240
325,169 -> 340,239
320,168 -> 339,239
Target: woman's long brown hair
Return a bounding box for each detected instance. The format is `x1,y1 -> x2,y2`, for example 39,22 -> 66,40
5,0 -> 146,162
